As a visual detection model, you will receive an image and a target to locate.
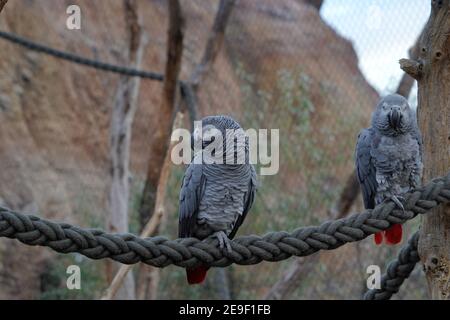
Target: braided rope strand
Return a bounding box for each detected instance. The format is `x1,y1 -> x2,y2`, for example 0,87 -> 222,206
0,173 -> 448,270
363,231 -> 421,300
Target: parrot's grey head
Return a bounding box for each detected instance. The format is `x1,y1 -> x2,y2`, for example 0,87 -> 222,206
372,94 -> 415,136
191,115 -> 248,164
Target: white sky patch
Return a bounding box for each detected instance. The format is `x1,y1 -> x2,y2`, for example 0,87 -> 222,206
321,0 -> 430,96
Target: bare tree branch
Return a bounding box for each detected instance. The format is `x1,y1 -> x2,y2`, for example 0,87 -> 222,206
180,82 -> 198,129
179,0 -> 237,130
136,111 -> 184,300
133,1 -> 185,300
102,112 -> 184,300
264,255 -> 320,299
304,0 -> 324,10
396,28 -> 424,96
0,0 -> 7,13
107,0 -> 145,300
329,172 -> 360,219
190,0 -> 236,87
138,0 -> 185,231
181,0 -> 237,131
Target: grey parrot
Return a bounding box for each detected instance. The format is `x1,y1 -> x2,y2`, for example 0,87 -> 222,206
178,115 -> 257,284
355,94 -> 422,245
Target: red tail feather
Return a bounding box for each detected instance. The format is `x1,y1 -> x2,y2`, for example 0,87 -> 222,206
186,266 -> 209,285
385,224 -> 402,245
374,232 -> 383,245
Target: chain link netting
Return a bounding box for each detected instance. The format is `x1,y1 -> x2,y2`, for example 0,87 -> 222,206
0,0 -> 433,299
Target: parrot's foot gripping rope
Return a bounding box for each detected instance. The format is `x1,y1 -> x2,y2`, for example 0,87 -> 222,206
390,195 -> 406,212
212,231 -> 233,253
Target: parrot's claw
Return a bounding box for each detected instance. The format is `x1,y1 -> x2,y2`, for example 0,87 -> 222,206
214,231 -> 232,253
390,195 -> 405,212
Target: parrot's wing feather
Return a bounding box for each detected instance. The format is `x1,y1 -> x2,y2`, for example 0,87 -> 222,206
228,165 -> 257,239
355,128 -> 377,209
178,163 -> 206,238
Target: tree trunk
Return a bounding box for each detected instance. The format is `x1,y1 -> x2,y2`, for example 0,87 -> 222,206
101,113 -> 183,300
190,0 -> 236,87
108,0 -> 144,300
138,0 -> 184,230
395,27 -> 423,97
180,0 -> 236,131
135,0 -> 184,299
401,0 -> 450,300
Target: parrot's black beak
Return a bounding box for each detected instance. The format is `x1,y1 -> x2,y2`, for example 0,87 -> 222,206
388,109 -> 401,130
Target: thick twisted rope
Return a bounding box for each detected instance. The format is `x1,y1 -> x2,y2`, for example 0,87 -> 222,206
0,31 -> 164,81
363,231 -> 420,300
0,172 -> 448,269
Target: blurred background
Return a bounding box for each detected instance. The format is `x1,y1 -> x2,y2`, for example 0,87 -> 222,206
0,0 -> 430,299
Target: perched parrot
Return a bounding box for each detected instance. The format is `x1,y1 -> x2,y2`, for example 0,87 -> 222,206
355,94 -> 422,245
178,115 -> 257,284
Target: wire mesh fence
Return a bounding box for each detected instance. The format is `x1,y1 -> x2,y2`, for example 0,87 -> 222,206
0,0 -> 431,299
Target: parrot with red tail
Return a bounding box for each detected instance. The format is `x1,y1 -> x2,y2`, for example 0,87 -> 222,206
355,94 -> 422,245
178,115 -> 257,284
